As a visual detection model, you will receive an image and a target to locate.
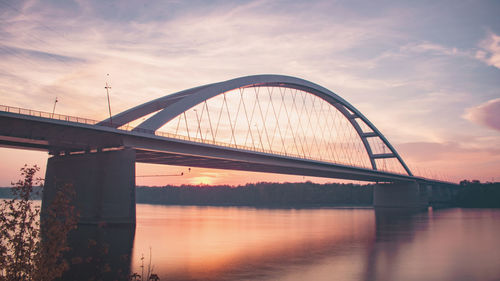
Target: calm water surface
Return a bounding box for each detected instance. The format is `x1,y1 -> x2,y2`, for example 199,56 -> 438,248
128,205 -> 500,281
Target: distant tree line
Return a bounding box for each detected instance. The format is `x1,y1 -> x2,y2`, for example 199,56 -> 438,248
136,182 -> 374,207
454,180 -> 500,208
1,180 -> 499,208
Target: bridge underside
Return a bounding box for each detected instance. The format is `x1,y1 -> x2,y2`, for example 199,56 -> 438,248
134,149 -> 407,182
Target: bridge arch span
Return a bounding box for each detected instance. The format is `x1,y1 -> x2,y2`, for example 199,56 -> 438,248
99,75 -> 412,176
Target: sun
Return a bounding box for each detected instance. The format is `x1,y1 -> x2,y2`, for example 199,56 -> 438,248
189,176 -> 215,186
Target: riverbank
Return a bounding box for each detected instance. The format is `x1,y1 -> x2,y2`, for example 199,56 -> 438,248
136,182 -> 374,207
1,181 -> 499,208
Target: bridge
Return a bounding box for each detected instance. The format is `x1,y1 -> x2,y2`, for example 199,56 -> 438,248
0,75 -> 453,224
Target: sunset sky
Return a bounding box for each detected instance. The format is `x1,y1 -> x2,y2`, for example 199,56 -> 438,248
0,0 -> 499,186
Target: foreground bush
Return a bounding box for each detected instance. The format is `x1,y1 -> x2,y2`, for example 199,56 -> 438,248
0,165 -> 77,281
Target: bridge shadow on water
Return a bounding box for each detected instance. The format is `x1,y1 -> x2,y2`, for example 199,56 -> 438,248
59,224 -> 135,281
362,208 -> 431,281
373,207 -> 430,242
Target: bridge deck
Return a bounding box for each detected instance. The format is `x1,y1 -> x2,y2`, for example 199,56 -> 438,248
0,107 -> 439,184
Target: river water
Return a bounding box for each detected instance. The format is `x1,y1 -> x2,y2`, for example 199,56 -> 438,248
124,205 -> 500,281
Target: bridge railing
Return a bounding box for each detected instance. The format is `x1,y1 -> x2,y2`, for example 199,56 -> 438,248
0,105 -> 99,125
0,104 -> 290,159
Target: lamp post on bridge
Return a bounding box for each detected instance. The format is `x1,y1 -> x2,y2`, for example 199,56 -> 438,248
51,96 -> 58,118
105,74 -> 113,125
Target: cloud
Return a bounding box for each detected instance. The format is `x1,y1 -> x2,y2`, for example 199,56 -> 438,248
0,0 -> 408,119
0,44 -> 84,63
475,32 -> 500,69
464,98 -> 500,131
399,42 -> 464,57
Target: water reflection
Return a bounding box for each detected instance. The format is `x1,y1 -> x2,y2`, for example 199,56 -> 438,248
130,205 -> 500,281
132,206 -> 375,281
61,224 -> 135,280
365,208 -> 500,281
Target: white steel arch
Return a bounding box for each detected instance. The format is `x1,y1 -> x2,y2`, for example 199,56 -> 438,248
98,75 -> 412,176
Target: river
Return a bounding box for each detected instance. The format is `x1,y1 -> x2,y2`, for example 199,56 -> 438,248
121,205 -> 500,281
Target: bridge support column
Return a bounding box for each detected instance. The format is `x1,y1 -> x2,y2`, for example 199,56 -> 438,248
42,149 -> 136,225
373,181 -> 428,209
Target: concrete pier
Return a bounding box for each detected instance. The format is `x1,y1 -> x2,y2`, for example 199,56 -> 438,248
42,149 -> 136,225
373,181 -> 428,209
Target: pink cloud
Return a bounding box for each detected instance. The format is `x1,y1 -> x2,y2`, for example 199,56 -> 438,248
464,98 -> 500,131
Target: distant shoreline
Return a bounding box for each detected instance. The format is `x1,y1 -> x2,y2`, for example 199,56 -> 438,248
134,182 -> 374,207
1,181 -> 499,208
135,201 -> 374,209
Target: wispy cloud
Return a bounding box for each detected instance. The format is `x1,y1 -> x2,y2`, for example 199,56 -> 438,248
399,42 -> 467,57
0,44 -> 84,63
0,0 -> 407,118
475,32 -> 500,69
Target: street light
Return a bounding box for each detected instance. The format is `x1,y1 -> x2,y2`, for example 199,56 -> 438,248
51,97 -> 58,118
105,74 -> 113,125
